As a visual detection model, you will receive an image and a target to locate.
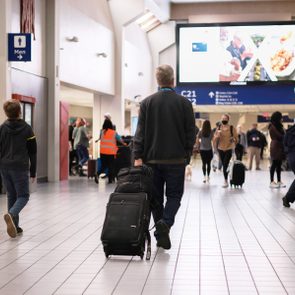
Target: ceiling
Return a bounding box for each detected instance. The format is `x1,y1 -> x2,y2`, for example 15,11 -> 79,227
170,0 -> 286,2
60,84 -> 94,107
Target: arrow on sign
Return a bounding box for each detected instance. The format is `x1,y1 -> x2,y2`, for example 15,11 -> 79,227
17,54 -> 23,60
208,91 -> 215,98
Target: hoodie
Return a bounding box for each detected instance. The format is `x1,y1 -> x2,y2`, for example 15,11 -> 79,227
0,119 -> 37,177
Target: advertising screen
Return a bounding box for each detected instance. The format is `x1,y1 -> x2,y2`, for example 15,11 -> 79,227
177,22 -> 295,84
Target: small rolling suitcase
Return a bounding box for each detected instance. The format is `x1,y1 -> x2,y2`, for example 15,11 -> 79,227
229,160 -> 245,188
87,159 -> 96,178
101,192 -> 151,260
101,166 -> 153,260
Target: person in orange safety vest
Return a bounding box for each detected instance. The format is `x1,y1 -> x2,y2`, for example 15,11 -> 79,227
95,119 -> 126,184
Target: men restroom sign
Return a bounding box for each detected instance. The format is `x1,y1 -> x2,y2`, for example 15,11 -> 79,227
8,33 -> 31,62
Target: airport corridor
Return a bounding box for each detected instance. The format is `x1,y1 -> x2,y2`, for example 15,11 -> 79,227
0,165 -> 295,295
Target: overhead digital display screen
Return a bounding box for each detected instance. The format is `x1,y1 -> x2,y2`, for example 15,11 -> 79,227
177,22 -> 295,84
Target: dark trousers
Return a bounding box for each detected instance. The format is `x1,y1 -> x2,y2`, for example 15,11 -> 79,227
76,145 -> 89,166
235,144 -> 244,161
69,150 -> 78,174
218,149 -> 232,180
200,150 -> 213,176
99,154 -> 115,182
270,159 -> 282,182
0,169 -> 30,228
286,153 -> 295,202
150,164 -> 185,228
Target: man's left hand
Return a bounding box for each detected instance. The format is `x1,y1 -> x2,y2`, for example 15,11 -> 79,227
134,159 -> 143,167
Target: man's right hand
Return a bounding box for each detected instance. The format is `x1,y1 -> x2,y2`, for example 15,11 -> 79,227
134,159 -> 143,167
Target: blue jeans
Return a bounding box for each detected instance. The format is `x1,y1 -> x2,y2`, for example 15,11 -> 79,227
76,145 -> 89,166
150,164 -> 185,227
0,169 -> 30,227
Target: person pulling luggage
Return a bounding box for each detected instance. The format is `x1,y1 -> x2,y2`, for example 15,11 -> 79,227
133,65 -> 195,250
213,114 -> 238,188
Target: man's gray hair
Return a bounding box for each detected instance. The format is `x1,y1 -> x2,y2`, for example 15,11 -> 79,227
156,65 -> 174,87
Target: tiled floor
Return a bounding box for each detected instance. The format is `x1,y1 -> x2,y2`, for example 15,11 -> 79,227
0,162 -> 295,295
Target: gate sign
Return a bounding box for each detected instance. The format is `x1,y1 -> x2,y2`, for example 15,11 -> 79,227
8,33 -> 31,62
176,84 -> 295,105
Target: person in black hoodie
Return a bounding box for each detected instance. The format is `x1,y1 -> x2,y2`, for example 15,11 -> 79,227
133,65 -> 195,250
282,124 -> 295,207
247,123 -> 262,170
0,99 -> 37,238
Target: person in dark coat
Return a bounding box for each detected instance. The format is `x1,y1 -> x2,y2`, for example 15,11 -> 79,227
133,64 -> 195,250
282,124 -> 295,207
269,112 -> 286,188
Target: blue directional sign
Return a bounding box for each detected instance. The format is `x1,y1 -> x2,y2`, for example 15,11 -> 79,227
8,33 -> 31,62
176,84 -> 295,105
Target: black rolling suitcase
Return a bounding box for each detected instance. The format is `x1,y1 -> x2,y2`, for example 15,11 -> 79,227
229,160 -> 245,188
101,166 -> 153,260
87,159 -> 96,178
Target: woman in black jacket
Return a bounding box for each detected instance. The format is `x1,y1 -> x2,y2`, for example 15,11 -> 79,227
282,124 -> 295,207
269,112 -> 286,188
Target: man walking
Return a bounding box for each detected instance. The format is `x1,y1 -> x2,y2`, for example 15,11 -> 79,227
73,118 -> 90,176
0,99 -> 37,238
247,123 -> 263,170
133,65 -> 195,249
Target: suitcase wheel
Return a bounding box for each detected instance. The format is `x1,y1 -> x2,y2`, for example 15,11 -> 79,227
104,251 -> 110,258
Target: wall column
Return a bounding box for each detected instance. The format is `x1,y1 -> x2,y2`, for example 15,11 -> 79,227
46,0 -> 60,181
93,93 -> 102,159
0,0 -> 12,122
108,0 -> 145,134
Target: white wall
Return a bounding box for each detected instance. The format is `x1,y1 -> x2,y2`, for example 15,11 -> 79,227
59,0 -> 115,95
159,44 -> 176,75
11,0 -> 46,77
0,0 -> 12,122
123,22 -> 153,101
69,105 -> 93,119
147,21 -> 176,89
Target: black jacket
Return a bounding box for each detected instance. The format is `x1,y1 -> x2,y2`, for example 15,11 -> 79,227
284,124 -> 295,154
133,89 -> 195,164
0,119 -> 37,177
247,129 -> 263,148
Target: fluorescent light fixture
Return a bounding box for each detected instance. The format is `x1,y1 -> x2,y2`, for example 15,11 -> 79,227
141,18 -> 160,31
136,10 -> 161,32
135,11 -> 154,25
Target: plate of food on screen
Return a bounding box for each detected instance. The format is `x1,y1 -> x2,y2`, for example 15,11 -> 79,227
270,48 -> 295,77
269,31 -> 295,78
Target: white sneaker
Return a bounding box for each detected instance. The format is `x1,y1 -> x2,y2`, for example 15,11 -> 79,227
270,182 -> 279,188
222,181 -> 229,188
203,177 -> 206,183
277,182 -> 286,188
207,176 -> 210,183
